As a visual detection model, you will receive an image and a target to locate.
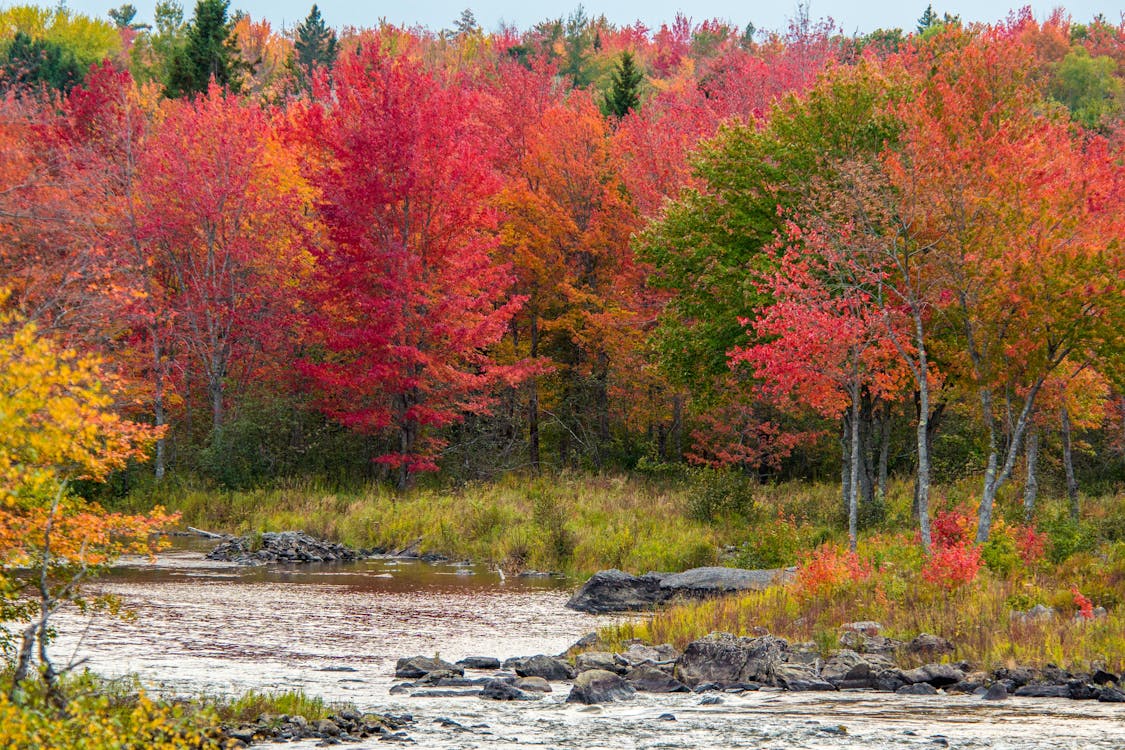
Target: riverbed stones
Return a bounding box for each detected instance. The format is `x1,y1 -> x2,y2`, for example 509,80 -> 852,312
504,654 -> 576,680
674,633 -> 788,688
456,656 -> 501,670
624,665 -> 690,693
566,669 -> 637,704
896,682 -> 938,696
838,630 -> 903,656
207,531 -> 361,565
658,566 -> 791,597
395,656 -> 464,679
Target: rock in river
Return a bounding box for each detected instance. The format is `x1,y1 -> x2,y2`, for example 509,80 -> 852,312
566,566 -> 793,613
673,633 -> 788,688
566,670 -> 637,704
503,654 -> 576,681
207,531 -> 360,565
395,656 -> 464,679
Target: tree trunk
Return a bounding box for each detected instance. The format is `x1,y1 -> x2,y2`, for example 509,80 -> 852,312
1062,406 -> 1079,521
841,416 -> 851,522
976,380 -> 1043,542
209,374 -> 223,438
877,402 -> 891,504
848,383 -> 861,552
1023,426 -> 1039,522
528,317 -> 540,473
914,315 -> 933,550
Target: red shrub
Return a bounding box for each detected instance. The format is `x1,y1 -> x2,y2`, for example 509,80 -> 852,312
1015,525 -> 1047,565
931,506 -> 975,548
796,543 -> 873,600
922,540 -> 983,589
1071,586 -> 1095,619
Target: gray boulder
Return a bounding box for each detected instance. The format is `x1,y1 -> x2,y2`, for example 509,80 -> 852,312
1013,684 -> 1070,698
575,651 -> 622,674
896,683 -> 938,696
902,663 -> 964,687
567,669 -> 637,704
479,679 -> 541,701
504,654 -> 576,681
566,566 -> 795,613
456,656 -> 500,670
395,656 -> 464,679
615,642 -> 680,668
1098,687 -> 1125,702
982,683 -> 1009,701
514,676 -> 552,693
658,567 -> 791,596
624,666 -> 690,693
674,633 -> 788,688
565,570 -> 668,613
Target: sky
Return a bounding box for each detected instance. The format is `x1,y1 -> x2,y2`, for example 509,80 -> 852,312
51,0 -> 1123,36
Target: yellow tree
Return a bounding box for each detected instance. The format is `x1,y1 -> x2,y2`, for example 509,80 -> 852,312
0,297 -> 172,706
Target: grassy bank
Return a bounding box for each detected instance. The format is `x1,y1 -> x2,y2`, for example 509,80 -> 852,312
121,472 -> 772,576
598,490 -> 1125,673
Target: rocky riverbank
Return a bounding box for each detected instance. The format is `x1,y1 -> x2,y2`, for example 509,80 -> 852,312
220,710 -> 413,747
386,628 -> 1125,709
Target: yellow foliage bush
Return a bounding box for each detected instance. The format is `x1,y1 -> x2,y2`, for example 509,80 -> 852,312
0,692 -> 224,750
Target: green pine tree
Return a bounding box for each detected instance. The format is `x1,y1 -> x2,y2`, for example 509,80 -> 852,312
165,0 -> 242,97
293,4 -> 337,90
0,31 -> 84,93
604,51 -> 643,118
916,5 -> 938,33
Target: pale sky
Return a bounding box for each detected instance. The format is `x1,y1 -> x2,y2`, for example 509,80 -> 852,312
55,0 -> 1123,37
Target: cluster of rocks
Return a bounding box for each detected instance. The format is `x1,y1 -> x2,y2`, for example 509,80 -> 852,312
206,531 -> 362,565
392,626 -> 1125,706
565,566 -> 795,613
221,710 -> 414,747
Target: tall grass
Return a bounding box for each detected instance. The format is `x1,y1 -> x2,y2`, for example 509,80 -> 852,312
122,473 -> 731,576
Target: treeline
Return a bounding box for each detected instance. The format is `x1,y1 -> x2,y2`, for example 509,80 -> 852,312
1,3 -> 1124,541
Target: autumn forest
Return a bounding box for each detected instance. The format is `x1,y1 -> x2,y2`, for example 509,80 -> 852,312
3,2 -> 1125,743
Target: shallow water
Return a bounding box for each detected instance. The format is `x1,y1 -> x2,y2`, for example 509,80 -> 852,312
50,540 -> 1125,749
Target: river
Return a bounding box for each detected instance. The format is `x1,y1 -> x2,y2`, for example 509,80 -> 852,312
50,539 -> 1125,749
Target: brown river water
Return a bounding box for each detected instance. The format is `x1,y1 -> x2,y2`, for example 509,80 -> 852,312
50,539 -> 1125,749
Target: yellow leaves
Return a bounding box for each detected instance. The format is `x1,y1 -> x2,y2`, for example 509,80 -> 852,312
0,691 -> 222,750
0,307 -> 158,505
